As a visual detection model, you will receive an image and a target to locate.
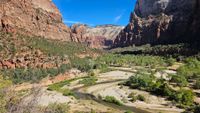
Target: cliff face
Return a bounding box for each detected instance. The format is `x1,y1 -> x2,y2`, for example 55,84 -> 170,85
0,0 -> 72,41
71,24 -> 124,48
113,0 -> 200,47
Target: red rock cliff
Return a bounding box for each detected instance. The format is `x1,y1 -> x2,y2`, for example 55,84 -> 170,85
0,0 -> 72,41
113,0 -> 200,47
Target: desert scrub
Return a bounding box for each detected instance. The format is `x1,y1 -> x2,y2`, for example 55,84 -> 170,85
103,96 -> 123,106
128,92 -> 146,102
137,95 -> 146,101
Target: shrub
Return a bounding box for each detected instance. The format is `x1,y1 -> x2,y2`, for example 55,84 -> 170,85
128,92 -> 137,102
124,110 -> 132,113
177,58 -> 200,79
125,73 -> 155,90
170,89 -> 194,106
194,105 -> 200,113
137,95 -> 146,101
170,74 -> 188,87
194,79 -> 200,89
70,57 -> 94,72
62,89 -> 74,96
103,96 -> 123,106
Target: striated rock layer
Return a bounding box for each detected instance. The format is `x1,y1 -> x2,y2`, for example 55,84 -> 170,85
0,0 -> 72,41
113,0 -> 200,47
71,24 -> 124,48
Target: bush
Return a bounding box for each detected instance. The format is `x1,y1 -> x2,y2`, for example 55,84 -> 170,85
194,79 -> 200,89
125,73 -> 194,106
137,95 -> 146,101
170,89 -> 194,106
177,58 -> 200,79
1,63 -> 72,84
194,105 -> 200,113
62,89 -> 74,96
170,74 -> 188,87
70,57 -> 94,72
125,73 -> 155,90
103,96 -> 123,106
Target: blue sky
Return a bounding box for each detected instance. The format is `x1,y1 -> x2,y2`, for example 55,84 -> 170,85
52,0 -> 136,26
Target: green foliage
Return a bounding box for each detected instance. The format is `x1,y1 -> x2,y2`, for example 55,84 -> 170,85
124,110 -> 133,113
194,79 -> 200,89
170,89 -> 194,106
128,92 -> 137,102
125,73 -> 155,90
79,76 -> 97,86
125,73 -> 194,106
170,74 -> 188,87
137,95 -> 146,101
177,58 -> 200,79
70,57 -> 94,72
96,54 -> 171,68
165,57 -> 176,66
0,75 -> 12,113
103,96 -> 123,106
1,64 -> 71,84
47,80 -> 70,91
193,105 -> 200,113
62,89 -> 74,96
23,36 -> 88,57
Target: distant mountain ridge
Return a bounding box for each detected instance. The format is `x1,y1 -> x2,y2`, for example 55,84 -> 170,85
71,24 -> 124,48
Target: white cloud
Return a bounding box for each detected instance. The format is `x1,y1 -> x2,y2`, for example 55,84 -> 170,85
114,14 -> 123,23
63,20 -> 81,24
63,19 -> 94,26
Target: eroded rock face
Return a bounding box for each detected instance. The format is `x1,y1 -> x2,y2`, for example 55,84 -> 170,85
114,0 -> 200,47
0,0 -> 71,41
71,24 -> 124,48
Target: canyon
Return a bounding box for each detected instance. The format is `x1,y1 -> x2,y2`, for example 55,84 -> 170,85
0,0 -> 123,48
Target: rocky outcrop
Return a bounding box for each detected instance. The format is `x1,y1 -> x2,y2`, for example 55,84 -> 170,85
0,0 -> 72,41
71,24 -> 124,48
113,0 -> 200,47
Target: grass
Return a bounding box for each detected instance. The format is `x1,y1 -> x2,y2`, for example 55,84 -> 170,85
47,76 -> 90,96
79,76 -> 98,86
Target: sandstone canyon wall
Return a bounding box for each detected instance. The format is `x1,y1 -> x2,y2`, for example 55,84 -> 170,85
113,0 -> 200,47
71,24 -> 124,48
0,0 -> 72,41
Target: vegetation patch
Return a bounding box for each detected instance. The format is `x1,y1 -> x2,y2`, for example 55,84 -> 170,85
125,72 -> 195,107
103,96 -> 123,106
79,76 -> 98,86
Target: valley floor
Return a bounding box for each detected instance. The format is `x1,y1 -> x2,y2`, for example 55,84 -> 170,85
19,67 -> 184,113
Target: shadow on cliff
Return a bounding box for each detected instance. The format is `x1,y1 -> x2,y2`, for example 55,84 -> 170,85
109,43 -> 200,58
